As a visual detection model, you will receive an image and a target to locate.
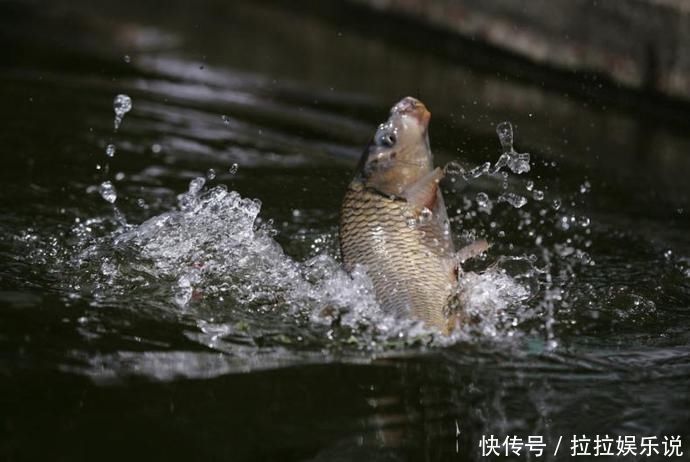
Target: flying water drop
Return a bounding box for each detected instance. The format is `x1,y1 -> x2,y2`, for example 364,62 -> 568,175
498,192 -> 527,209
105,144 -> 116,158
476,192 -> 490,208
496,121 -> 513,151
418,207 -> 433,224
99,181 -> 117,204
113,94 -> 132,131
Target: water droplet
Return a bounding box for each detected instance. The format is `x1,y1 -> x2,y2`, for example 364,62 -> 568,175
476,192 -> 489,208
496,121 -> 513,151
418,207 -> 433,224
533,189 -> 544,201
525,180 -> 534,191
99,181 -> 117,203
151,144 -> 162,154
123,55 -> 131,63
552,199 -> 562,210
115,172 -> 125,181
188,177 -> 206,195
444,161 -> 465,177
498,192 -> 527,208
229,163 -> 239,175
113,94 -> 132,131
105,144 -> 116,157
221,115 -> 231,125
578,216 -> 590,227
579,181 -> 591,194
464,162 -> 491,180
206,168 -> 216,180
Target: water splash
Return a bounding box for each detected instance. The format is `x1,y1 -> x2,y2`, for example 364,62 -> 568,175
113,94 -> 133,131
54,171 -> 546,354
494,121 -> 531,175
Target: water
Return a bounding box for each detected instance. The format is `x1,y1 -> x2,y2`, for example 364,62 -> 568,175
1,1 -> 689,460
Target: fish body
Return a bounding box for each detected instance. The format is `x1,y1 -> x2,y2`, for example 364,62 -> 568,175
339,97 -> 459,331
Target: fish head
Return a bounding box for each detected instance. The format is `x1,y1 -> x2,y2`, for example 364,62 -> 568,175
356,97 -> 434,196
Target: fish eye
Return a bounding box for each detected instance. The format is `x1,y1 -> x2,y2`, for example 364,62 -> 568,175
375,129 -> 397,148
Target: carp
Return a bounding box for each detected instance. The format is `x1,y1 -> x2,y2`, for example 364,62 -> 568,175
339,97 -> 486,332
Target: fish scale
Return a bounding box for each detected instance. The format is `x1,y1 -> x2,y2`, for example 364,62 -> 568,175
340,182 -> 456,329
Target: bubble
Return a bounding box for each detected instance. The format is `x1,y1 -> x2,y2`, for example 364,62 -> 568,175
113,94 -> 133,131
151,144 -> 162,154
533,189 -> 545,201
105,144 -> 116,158
99,181 -> 117,204
229,163 -> 239,175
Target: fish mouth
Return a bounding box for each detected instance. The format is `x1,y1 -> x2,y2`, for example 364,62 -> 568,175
391,96 -> 431,128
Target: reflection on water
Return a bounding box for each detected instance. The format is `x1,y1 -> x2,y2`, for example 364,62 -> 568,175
1,0 -> 689,460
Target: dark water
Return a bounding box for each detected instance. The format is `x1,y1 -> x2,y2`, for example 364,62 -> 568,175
1,1 -> 689,460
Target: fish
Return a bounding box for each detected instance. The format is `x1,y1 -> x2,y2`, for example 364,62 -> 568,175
339,97 -> 487,333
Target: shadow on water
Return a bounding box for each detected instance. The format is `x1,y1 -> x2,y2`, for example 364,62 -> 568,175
1,0 -> 689,460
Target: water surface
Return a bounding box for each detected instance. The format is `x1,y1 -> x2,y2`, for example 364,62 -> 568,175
1,1 -> 689,460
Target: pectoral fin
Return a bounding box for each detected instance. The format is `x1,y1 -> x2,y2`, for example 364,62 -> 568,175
457,239 -> 490,263
402,167 -> 444,212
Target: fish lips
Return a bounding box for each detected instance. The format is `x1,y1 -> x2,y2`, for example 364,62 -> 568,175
391,96 -> 431,129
